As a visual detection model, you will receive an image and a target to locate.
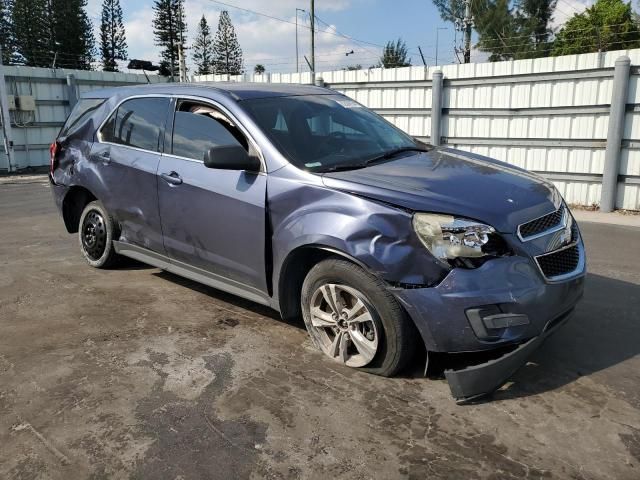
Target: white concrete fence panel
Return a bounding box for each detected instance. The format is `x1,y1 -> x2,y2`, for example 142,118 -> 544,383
0,66 -> 168,171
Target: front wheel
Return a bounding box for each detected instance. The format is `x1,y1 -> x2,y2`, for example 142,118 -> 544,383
301,258 -> 416,376
78,201 -> 120,268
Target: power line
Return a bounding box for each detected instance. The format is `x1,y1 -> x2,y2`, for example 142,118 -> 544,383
553,5 -> 578,22
312,14 -> 381,58
204,0 -> 425,54
475,34 -> 639,56
468,20 -> 636,45
557,0 -> 585,15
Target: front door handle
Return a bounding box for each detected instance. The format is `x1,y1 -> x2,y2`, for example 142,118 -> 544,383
160,171 -> 183,185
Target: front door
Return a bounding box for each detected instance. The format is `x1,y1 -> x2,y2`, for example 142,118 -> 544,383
157,99 -> 268,294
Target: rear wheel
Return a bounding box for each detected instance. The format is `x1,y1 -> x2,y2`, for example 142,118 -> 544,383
301,258 -> 416,376
78,201 -> 120,268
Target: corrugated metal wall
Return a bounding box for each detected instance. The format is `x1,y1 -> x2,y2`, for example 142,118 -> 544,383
193,48 -> 640,210
1,66 -> 168,171
2,51 -> 638,209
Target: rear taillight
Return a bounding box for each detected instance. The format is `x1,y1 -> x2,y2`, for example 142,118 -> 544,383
49,141 -> 60,176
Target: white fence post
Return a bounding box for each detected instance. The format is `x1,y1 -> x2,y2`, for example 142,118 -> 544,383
0,46 -> 15,172
66,74 -> 78,110
431,70 -> 443,146
601,56 -> 631,212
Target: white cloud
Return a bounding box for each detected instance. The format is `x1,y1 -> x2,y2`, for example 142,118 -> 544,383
551,0 -> 592,30
91,0 -> 377,73
86,0 -> 102,19
182,0 -> 375,72
124,5 -> 161,62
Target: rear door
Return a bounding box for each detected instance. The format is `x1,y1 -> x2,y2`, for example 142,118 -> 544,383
157,98 -> 268,295
91,96 -> 170,254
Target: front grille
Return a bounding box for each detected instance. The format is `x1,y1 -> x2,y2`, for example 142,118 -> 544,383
519,207 -> 564,240
535,244 -> 580,279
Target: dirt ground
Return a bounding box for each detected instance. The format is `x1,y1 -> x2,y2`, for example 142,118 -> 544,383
1,179 -> 639,479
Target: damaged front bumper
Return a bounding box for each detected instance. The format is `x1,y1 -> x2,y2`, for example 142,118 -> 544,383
444,308 -> 573,403
391,253 -> 585,402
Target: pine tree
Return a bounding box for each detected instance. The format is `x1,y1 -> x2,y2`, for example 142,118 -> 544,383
519,0 -> 557,57
192,15 -> 213,75
13,0 -> 94,68
13,0 -> 49,66
100,0 -> 127,71
152,0 -> 186,80
47,0 -> 95,69
212,10 -> 243,75
0,0 -> 15,64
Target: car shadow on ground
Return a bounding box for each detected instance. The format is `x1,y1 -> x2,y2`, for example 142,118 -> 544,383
115,256 -> 157,271
492,272 -> 640,401
151,269 -> 291,325
137,265 -> 639,401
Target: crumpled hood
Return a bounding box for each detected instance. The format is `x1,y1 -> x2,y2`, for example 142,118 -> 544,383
321,147 -> 561,233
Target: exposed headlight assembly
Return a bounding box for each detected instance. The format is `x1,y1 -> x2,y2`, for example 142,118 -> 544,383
413,213 -> 507,267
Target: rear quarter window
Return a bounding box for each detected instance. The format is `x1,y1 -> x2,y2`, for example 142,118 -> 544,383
60,98 -> 105,137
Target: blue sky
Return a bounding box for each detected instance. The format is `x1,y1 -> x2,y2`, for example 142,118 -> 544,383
85,0 -> 590,73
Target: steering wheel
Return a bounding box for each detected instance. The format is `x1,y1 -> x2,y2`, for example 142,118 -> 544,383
321,131 -> 347,154
328,131 -> 347,142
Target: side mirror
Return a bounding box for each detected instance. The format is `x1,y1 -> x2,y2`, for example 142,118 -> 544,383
203,144 -> 261,172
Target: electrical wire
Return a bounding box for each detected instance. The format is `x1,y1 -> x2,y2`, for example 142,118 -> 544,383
556,0 -> 586,15
203,0 -> 428,54
311,14 -> 383,59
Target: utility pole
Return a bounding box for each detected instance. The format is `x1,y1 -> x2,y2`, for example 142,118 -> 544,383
178,2 -> 187,82
463,0 -> 473,64
435,27 -> 447,66
295,8 -> 305,73
0,44 -> 15,172
178,45 -> 187,82
310,0 -> 315,81
168,7 -> 175,81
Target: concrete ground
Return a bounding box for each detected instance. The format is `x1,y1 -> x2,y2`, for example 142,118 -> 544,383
1,180 -> 639,480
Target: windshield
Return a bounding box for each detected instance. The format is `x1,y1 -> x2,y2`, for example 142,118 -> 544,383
241,94 -> 421,172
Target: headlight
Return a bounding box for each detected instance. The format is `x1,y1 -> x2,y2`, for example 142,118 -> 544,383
412,213 -> 497,265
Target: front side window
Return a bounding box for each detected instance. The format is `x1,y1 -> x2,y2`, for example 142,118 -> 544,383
101,97 -> 170,152
171,101 -> 247,161
241,94 -> 418,172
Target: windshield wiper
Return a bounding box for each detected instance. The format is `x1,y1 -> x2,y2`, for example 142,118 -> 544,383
362,146 -> 429,166
320,163 -> 369,173
319,146 -> 429,173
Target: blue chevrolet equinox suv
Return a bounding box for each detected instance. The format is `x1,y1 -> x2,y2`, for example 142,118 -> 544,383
49,83 -> 585,401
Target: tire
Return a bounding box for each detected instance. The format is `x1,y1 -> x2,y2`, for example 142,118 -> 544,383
78,200 -> 120,268
301,258 -> 416,377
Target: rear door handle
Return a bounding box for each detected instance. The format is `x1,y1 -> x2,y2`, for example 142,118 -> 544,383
160,171 -> 183,185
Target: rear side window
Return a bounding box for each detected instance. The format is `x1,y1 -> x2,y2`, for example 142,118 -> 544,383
101,97 -> 169,152
60,98 -> 105,137
171,107 -> 244,161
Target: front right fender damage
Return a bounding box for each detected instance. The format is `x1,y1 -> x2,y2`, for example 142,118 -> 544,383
265,166 -> 585,403
267,168 -> 448,344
